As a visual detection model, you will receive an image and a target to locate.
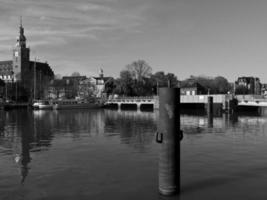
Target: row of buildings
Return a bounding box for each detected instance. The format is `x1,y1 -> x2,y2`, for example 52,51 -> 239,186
181,76 -> 265,96
0,20 -> 110,102
47,70 -> 112,100
1,21 -> 267,100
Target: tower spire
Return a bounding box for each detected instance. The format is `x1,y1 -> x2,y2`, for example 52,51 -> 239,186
20,16 -> 22,27
13,16 -> 30,82
16,16 -> 26,47
19,16 -> 24,34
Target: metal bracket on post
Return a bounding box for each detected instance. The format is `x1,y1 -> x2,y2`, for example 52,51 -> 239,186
179,130 -> 183,141
156,132 -> 163,143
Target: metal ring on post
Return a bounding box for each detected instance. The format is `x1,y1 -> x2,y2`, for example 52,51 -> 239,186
156,132 -> 163,143
179,130 -> 183,141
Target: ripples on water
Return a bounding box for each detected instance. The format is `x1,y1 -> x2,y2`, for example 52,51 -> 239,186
1,109 -> 267,199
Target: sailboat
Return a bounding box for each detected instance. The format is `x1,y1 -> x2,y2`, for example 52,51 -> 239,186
31,58 -> 52,110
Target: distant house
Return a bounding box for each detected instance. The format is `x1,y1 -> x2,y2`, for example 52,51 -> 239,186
180,81 -> 206,95
48,69 -> 112,99
235,76 -> 261,95
47,79 -> 77,99
261,83 -> 267,96
77,77 -> 97,99
91,69 -> 112,98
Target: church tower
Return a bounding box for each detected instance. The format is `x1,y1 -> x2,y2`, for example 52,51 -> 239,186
12,17 -> 30,81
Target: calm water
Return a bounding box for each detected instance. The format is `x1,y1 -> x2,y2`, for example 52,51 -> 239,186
1,109 -> 267,199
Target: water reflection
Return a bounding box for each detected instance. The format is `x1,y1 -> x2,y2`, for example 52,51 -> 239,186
104,110 -> 157,150
0,110 -> 260,159
0,110 -> 54,183
32,109 -> 106,138
18,128 -> 31,184
32,109 -> 158,149
0,109 -> 158,159
2,109 -> 267,199
207,113 -> 213,128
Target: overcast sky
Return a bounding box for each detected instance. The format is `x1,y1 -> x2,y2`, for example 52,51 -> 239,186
1,0 -> 267,82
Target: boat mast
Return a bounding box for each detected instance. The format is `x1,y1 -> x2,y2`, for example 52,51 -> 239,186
5,82 -> 7,101
34,57 -> 36,100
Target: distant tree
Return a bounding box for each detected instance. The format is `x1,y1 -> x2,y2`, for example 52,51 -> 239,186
103,78 -> 116,96
151,71 -> 179,94
71,72 -> 81,77
132,77 -> 154,96
114,70 -> 135,96
166,73 -> 179,87
213,76 -> 230,94
109,62 -> 181,96
194,76 -> 214,93
126,60 -> 152,81
120,70 -> 133,81
181,75 -> 230,94
151,71 -> 167,87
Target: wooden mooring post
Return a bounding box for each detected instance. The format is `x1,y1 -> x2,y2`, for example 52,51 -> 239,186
156,87 -> 183,196
207,96 -> 213,115
207,96 -> 213,127
229,98 -> 238,114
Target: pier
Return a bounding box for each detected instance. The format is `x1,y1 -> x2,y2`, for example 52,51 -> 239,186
105,96 -> 155,110
105,94 -> 234,112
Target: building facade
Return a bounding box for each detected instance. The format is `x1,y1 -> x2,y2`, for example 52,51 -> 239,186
92,69 -> 112,98
180,81 -> 206,95
0,20 -> 54,101
235,76 -> 261,95
47,70 -> 112,100
261,83 -> 267,96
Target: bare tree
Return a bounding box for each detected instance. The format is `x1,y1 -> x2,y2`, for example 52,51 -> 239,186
126,60 -> 152,81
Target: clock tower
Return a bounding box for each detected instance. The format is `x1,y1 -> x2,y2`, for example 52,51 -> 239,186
12,17 -> 30,82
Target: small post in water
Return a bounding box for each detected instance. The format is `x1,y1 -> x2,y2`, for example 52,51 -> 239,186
156,87 -> 182,196
207,96 -> 213,127
229,98 -> 238,114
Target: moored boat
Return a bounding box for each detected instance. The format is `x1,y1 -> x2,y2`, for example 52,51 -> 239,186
32,100 -> 53,110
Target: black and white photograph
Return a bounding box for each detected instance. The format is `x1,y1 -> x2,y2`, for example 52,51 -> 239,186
1,0 -> 267,199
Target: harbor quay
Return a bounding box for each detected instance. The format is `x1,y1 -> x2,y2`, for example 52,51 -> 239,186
3,93 -> 267,115
104,94 -> 267,114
